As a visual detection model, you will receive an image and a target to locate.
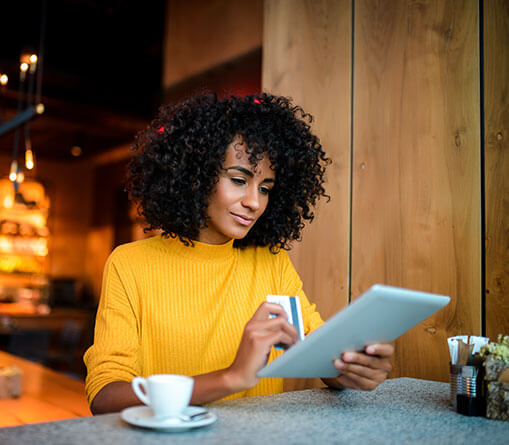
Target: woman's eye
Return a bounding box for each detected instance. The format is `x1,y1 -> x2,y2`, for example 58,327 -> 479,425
259,186 -> 272,195
231,177 -> 246,185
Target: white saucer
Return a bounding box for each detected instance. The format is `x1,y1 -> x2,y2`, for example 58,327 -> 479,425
121,406 -> 217,432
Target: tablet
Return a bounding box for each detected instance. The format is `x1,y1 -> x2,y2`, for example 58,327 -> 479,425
257,284 -> 450,378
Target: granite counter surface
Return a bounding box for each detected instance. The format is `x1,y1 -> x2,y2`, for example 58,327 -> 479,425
1,378 -> 507,444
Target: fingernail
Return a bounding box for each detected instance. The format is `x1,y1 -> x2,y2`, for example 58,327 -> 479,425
343,352 -> 355,361
366,345 -> 376,354
335,359 -> 344,369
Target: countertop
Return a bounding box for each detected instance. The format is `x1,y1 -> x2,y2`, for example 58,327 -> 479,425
0,350 -> 90,426
0,378 -> 507,444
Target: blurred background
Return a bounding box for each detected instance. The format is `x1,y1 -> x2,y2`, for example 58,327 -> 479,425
0,0 -> 263,379
0,0 -> 507,392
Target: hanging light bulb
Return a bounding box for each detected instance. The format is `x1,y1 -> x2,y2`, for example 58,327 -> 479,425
26,149 -> 34,170
9,160 -> 18,182
16,170 -> 24,184
25,138 -> 34,170
20,62 -> 29,82
29,54 -> 38,75
0,74 -> 7,86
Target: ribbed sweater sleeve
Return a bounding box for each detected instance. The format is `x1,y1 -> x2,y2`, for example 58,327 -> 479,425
84,250 -> 141,404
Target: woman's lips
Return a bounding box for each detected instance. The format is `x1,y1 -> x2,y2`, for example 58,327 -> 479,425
231,212 -> 254,226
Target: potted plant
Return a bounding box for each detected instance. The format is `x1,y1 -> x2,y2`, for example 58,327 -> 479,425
481,335 -> 509,421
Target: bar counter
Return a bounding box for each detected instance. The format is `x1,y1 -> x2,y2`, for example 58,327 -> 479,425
0,350 -> 90,426
1,377 -> 507,444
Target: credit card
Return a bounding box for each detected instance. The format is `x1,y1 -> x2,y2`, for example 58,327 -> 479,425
267,295 -> 305,349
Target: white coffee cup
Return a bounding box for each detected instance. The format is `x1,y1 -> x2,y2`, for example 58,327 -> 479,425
131,374 -> 194,420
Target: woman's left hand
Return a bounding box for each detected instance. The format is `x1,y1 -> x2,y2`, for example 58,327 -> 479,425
323,343 -> 394,391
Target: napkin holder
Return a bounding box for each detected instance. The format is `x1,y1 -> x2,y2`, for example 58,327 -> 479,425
450,363 -> 486,416
0,365 -> 22,399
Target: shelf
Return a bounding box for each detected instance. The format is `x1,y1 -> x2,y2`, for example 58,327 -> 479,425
0,236 -> 48,257
0,209 -> 48,227
0,271 -> 48,284
0,180 -> 50,297
0,255 -> 46,275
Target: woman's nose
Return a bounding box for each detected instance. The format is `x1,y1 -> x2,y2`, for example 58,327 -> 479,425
241,185 -> 260,210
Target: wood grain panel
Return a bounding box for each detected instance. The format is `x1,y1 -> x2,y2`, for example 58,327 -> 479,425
484,0 -> 509,340
263,0 -> 351,390
163,0 -> 263,88
352,0 -> 481,382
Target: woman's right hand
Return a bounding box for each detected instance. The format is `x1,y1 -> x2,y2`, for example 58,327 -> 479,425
92,303 -> 299,412
226,302 -> 299,391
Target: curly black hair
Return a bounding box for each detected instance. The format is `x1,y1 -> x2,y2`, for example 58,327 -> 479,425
126,93 -> 331,252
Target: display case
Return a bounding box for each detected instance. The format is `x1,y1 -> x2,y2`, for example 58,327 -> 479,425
0,178 -> 50,313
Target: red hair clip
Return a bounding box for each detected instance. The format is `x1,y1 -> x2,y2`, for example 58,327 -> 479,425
157,126 -> 165,134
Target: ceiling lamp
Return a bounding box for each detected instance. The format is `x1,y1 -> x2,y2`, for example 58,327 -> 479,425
0,0 -> 47,190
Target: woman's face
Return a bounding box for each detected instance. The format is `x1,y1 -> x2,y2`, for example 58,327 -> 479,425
198,138 -> 275,245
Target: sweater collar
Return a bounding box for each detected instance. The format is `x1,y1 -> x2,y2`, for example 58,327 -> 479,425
161,235 -> 236,262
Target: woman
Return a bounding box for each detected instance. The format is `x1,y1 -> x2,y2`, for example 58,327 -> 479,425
84,94 -> 393,414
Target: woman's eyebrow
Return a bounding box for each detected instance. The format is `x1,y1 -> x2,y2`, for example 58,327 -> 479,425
226,166 -> 275,183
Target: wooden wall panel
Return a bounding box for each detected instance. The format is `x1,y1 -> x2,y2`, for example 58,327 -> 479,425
351,0 -> 481,381
263,0 -> 351,320
163,0 -> 263,88
263,0 -> 351,390
44,161 -> 94,279
484,0 -> 509,340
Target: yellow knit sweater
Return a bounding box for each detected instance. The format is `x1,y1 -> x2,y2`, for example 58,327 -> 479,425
84,235 -> 324,405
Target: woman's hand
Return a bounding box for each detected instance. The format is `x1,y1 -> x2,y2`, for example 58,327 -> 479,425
226,302 -> 299,392
323,343 -> 394,391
